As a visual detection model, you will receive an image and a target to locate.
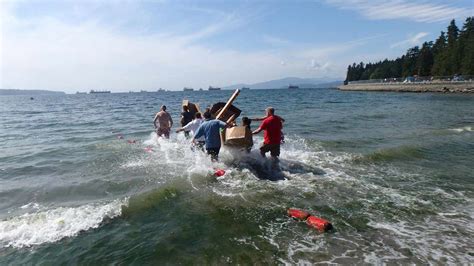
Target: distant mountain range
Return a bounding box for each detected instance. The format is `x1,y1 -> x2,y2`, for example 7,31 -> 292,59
223,77 -> 343,90
0,89 -> 65,95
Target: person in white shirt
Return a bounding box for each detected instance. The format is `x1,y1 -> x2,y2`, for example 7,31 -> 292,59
176,112 -> 205,149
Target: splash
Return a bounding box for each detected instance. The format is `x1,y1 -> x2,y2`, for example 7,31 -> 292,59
0,199 -> 127,248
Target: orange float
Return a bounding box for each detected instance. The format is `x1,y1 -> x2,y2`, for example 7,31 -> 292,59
214,169 -> 226,177
287,208 -> 310,220
306,215 -> 333,232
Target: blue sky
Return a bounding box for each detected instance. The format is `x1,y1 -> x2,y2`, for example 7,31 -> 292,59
1,0 -> 472,92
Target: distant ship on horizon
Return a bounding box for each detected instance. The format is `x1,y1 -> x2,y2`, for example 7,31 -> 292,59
241,87 -> 250,90
208,86 -> 221,91
288,85 -> 299,89
89,90 -> 111,94
183,87 -> 194,91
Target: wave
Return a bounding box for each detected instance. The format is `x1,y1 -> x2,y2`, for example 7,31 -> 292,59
0,199 -> 127,248
354,145 -> 424,163
448,126 -> 473,133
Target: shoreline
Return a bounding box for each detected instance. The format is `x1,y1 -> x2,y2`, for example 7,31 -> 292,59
338,82 -> 474,93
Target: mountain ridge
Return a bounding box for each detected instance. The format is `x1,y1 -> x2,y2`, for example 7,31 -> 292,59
223,77 -> 342,90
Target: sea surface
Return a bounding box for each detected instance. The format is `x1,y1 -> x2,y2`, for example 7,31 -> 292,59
0,88 -> 473,264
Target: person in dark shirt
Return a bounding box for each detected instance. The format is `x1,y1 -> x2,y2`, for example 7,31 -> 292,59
180,106 -> 193,138
252,107 -> 283,159
193,112 -> 227,161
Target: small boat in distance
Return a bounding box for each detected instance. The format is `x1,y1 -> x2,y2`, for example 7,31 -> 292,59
76,91 -> 87,94
90,90 -> 111,94
241,87 -> 250,90
183,87 -> 194,91
208,86 -> 221,91
288,85 -> 299,89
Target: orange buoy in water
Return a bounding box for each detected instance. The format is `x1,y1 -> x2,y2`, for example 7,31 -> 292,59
214,169 -> 226,177
287,208 -> 310,220
306,215 -> 332,232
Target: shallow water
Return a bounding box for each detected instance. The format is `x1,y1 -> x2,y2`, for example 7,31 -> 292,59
0,89 -> 473,264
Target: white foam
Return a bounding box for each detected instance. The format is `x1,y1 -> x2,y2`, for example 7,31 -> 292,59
448,126 -> 473,133
0,198 -> 127,248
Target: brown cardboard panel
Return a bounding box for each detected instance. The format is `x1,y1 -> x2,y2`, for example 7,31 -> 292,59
224,126 -> 253,147
182,100 -> 200,115
210,102 -> 241,122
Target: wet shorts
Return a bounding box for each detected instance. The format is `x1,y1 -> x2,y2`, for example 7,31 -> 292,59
260,143 -> 280,157
156,127 -> 170,138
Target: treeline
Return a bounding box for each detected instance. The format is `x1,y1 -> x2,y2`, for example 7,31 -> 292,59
346,17 -> 474,82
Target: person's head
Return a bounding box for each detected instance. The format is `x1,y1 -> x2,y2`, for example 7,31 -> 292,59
242,116 -> 251,127
161,105 -> 167,111
183,105 -> 189,112
195,112 -> 202,119
265,107 -> 275,116
203,111 -> 212,119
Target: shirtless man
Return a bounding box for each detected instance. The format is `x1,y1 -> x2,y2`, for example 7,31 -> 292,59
153,105 -> 173,139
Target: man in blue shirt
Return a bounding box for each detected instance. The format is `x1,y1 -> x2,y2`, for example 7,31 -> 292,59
193,112 -> 227,161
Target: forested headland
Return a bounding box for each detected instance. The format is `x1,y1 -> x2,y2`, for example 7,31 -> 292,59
345,17 -> 474,82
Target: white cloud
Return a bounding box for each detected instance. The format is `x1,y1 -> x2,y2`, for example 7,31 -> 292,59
390,32 -> 429,48
325,0 -> 472,23
0,2 -> 364,92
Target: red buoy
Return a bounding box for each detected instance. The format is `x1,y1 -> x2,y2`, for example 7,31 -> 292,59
214,169 -> 226,177
287,208 -> 310,220
306,215 -> 332,232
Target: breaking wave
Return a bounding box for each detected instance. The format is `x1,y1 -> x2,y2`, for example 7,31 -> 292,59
0,199 -> 127,248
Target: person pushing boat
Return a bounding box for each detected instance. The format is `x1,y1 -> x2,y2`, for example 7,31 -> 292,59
252,107 -> 283,159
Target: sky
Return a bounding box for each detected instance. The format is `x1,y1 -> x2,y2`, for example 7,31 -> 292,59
0,0 -> 472,92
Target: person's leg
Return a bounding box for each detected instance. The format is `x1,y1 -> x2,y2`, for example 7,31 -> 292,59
269,144 -> 281,169
164,128 -> 170,139
269,144 -> 280,158
157,128 -> 163,137
207,147 -> 220,161
197,141 -> 206,152
184,131 -> 190,138
260,144 -> 271,157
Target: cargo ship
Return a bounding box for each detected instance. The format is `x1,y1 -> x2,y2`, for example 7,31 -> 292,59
288,85 -> 299,89
208,86 -> 221,91
89,90 -> 111,94
183,87 -> 194,91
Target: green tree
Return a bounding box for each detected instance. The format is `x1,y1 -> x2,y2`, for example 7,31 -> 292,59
446,19 -> 460,74
459,17 -> 474,75
402,46 -> 420,77
431,31 -> 448,76
416,42 -> 434,76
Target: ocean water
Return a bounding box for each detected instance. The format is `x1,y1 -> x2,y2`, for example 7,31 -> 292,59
0,88 -> 473,264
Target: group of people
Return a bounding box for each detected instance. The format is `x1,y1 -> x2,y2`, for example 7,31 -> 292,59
153,105 -> 284,162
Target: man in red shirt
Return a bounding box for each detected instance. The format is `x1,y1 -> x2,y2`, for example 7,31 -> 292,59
252,107 -> 283,159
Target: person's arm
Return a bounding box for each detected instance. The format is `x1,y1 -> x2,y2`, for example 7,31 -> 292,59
193,124 -> 204,143
219,120 -> 230,129
168,113 -> 173,128
252,120 -> 267,135
177,120 -> 192,133
252,127 -> 262,135
250,116 -> 267,122
153,113 -> 159,128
